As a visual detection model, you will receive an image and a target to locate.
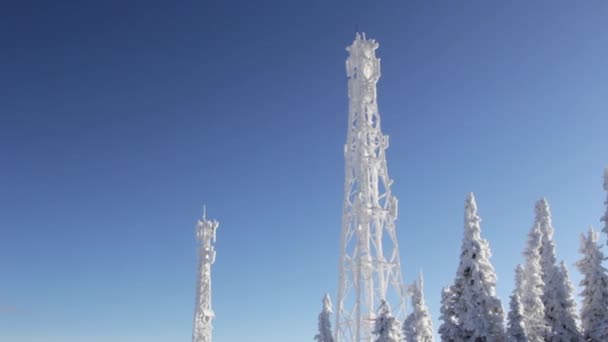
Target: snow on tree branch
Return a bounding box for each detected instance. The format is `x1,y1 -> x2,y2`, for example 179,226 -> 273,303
576,228 -> 608,341
535,199 -> 581,340
438,193 -> 505,341
403,272 -> 434,342
521,222 -> 550,341
506,265 -> 528,342
314,294 -> 334,342
373,300 -> 402,342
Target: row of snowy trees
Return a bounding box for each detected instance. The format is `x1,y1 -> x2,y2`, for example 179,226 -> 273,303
315,169 -> 608,341
439,170 -> 608,342
314,275 -> 434,342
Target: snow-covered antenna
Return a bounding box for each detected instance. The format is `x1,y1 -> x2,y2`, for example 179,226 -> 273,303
192,209 -> 219,342
335,33 -> 406,342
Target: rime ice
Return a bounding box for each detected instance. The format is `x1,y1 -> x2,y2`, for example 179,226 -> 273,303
438,194 -> 505,341
403,273 -> 434,342
335,33 -> 406,342
315,294 -> 335,342
192,211 -> 218,342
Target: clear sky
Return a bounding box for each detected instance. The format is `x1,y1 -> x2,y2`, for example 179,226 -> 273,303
1,1 -> 607,341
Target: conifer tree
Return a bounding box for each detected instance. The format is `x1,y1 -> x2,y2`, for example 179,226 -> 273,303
535,199 -> 581,340
403,272 -> 434,342
521,223 -> 550,341
506,265 -> 527,342
558,261 -> 581,341
438,286 -> 460,341
438,193 -> 505,341
373,300 -> 403,342
314,294 -> 334,342
576,228 -> 608,342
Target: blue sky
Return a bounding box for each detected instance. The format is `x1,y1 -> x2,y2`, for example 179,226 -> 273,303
1,1 -> 607,341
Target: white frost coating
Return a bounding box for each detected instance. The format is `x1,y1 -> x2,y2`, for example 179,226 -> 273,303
521,222 -> 550,341
438,287 -> 459,341
373,301 -> 403,342
403,272 -> 434,342
576,228 -> 608,341
506,265 -> 528,342
535,199 -> 581,340
192,209 -> 219,342
335,33 -> 406,342
438,193 -> 505,341
315,294 -> 335,342
557,262 -> 581,341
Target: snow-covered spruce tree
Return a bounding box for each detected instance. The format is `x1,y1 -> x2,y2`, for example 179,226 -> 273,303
521,222 -> 550,341
576,228 -> 608,342
314,294 -> 334,342
438,286 -> 460,341
602,169 -> 608,239
506,265 -> 527,342
535,199 -> 581,341
438,193 -> 505,341
403,272 -> 434,342
558,261 -> 581,340
373,300 -> 402,342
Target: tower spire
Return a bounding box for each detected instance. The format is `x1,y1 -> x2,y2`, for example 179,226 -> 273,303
335,33 -> 406,342
193,209 -> 219,342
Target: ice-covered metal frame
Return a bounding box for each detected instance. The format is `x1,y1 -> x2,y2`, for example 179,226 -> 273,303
335,33 -> 406,342
193,209 -> 218,342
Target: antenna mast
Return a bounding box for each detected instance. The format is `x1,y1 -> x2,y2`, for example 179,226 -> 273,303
335,33 -> 406,342
193,209 -> 219,342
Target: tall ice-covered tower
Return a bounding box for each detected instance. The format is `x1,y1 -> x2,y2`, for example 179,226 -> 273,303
193,209 -> 219,342
335,33 -> 406,342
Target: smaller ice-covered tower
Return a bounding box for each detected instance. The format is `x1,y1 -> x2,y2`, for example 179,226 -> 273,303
193,208 -> 219,342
